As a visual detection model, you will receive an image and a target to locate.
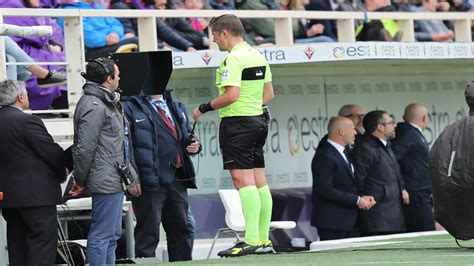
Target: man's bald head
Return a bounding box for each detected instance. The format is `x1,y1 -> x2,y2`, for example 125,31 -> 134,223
403,103 -> 429,129
328,116 -> 357,146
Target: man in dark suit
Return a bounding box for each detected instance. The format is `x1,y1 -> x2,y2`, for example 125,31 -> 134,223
311,116 -> 376,241
392,103 -> 435,232
0,80 -> 65,265
352,110 -> 408,236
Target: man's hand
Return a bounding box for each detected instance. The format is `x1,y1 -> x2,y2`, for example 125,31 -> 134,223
124,32 -> 135,39
69,181 -> 86,197
402,189 -> 410,205
186,140 -> 200,154
306,23 -> 325,37
192,106 -> 203,121
106,33 -> 120,45
187,47 -> 197,52
358,195 -> 376,210
49,44 -> 62,52
127,183 -> 142,197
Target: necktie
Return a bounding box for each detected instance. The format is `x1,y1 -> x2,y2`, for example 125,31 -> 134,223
151,100 -> 182,166
151,100 -> 178,140
343,148 -> 352,167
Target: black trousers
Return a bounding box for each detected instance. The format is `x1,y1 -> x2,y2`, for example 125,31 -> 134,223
318,228 -> 359,241
2,206 -> 58,266
132,180 -> 192,261
404,192 -> 435,232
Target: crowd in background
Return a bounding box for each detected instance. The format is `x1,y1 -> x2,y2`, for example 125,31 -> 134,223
2,0 -> 474,110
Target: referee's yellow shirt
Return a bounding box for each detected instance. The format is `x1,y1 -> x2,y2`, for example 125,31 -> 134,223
216,42 -> 272,118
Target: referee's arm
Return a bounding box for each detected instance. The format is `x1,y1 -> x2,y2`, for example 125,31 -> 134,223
192,86 -> 239,120
263,82 -> 274,105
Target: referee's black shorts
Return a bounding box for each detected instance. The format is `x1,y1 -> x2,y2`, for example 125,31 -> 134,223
219,115 -> 268,170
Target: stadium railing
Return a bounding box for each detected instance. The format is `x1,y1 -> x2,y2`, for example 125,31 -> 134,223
1,8 -> 473,116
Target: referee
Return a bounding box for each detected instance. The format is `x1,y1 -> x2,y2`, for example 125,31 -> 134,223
192,14 -> 275,257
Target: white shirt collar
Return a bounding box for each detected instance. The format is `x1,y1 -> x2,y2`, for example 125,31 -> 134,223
409,123 -> 423,134
327,139 -> 348,161
379,138 -> 387,146
9,105 -> 24,112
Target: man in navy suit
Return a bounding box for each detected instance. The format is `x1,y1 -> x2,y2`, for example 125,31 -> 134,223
311,116 -> 376,241
392,103 -> 435,232
0,80 -> 65,265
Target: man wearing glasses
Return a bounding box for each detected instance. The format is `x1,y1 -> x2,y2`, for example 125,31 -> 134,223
338,104 -> 365,144
351,110 -> 409,236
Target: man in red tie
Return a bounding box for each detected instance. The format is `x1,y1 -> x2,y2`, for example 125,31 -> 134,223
122,91 -> 201,261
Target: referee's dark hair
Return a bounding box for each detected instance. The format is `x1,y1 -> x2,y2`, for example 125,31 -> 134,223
209,14 -> 245,37
363,110 -> 388,134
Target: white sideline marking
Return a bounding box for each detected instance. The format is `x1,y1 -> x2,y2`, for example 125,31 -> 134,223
309,230 -> 448,252
350,262 -> 455,264
307,241 -> 407,251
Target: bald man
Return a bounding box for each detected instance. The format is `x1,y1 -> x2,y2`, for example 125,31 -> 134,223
311,116 -> 376,241
392,103 -> 435,232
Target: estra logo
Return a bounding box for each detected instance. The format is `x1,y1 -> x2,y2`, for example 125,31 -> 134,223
332,45 -> 370,58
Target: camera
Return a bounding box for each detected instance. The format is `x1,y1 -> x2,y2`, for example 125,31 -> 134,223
116,161 -> 135,190
186,134 -> 197,146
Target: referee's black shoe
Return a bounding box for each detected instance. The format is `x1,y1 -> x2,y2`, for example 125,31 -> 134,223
217,241 -> 260,257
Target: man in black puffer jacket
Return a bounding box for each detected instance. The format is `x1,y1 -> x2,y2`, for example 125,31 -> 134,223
123,90 -> 200,261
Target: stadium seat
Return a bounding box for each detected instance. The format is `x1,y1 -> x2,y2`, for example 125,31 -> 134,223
206,189 -> 296,259
115,43 -> 138,53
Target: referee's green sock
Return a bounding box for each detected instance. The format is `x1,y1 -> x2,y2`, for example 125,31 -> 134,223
239,185 -> 261,246
258,185 -> 273,245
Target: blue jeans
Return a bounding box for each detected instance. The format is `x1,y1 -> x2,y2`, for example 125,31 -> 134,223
3,37 -> 34,81
87,192 -> 124,266
295,35 -> 335,43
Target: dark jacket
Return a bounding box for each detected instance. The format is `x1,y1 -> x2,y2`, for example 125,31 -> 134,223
110,1 -> 193,51
73,82 -> 138,194
311,138 -> 360,231
166,17 -> 208,50
429,115 -> 474,240
351,134 -> 406,233
0,106 -> 65,208
392,122 -> 431,194
122,92 -> 198,191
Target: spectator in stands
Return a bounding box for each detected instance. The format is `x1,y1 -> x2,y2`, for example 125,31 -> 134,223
311,116 -> 376,241
304,0 -> 337,40
356,0 -> 403,41
4,36 -> 66,87
123,89 -> 201,261
1,0 -> 69,110
338,104 -> 365,145
110,0 -> 197,51
392,103 -> 436,232
209,0 -> 235,9
236,0 -> 280,45
57,0 -> 139,60
165,0 -> 210,49
351,110 -> 408,236
448,0 -> 470,11
413,0 -> 454,41
280,0 -> 335,42
72,58 -> 140,265
0,80 -> 66,266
